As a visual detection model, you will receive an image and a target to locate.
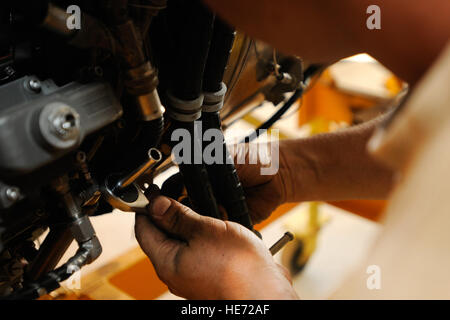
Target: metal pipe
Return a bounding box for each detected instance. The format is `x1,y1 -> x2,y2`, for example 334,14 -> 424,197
269,232 -> 294,256
27,227 -> 73,281
6,177 -> 102,300
115,148 -> 162,190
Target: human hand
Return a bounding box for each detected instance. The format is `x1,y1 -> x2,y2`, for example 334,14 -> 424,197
232,141 -> 297,224
135,188 -> 298,300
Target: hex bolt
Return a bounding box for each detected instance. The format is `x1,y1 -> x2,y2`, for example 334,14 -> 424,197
39,103 -> 81,150
5,187 -> 21,202
5,66 -> 15,77
49,111 -> 79,140
28,79 -> 42,93
269,231 -> 294,256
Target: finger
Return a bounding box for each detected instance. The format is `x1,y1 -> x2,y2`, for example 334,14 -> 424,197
230,143 -> 248,171
144,183 -> 161,200
134,213 -> 181,272
276,263 -> 293,284
146,195 -> 217,241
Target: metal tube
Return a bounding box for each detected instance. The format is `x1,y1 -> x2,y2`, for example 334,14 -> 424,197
27,227 -> 73,281
269,232 -> 294,256
116,148 -> 162,190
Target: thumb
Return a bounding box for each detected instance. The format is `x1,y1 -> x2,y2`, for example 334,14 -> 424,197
147,195 -> 213,241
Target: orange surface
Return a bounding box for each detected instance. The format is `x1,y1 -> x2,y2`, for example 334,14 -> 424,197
297,70 -> 387,223
108,257 -> 168,300
45,200 -> 382,300
107,202 -> 299,300
299,70 -> 377,128
40,293 -> 92,300
254,202 -> 300,230
328,200 -> 386,222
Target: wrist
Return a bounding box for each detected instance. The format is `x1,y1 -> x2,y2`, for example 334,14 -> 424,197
278,139 -> 319,203
219,270 -> 298,300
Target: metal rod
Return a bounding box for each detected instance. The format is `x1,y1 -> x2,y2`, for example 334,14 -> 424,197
116,148 -> 162,190
269,231 -> 294,256
28,227 -> 74,281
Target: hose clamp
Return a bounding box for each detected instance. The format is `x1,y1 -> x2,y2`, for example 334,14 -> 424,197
202,82 -> 227,113
166,91 -> 204,122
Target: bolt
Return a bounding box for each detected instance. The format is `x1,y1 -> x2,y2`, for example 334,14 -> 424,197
76,151 -> 87,163
5,187 -> 20,202
4,66 -> 15,77
28,79 -> 42,93
269,231 -> 294,256
39,103 -> 81,150
50,112 -> 78,140
94,66 -> 104,77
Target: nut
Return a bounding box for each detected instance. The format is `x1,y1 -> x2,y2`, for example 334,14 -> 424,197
28,79 -> 42,93
5,187 -> 20,202
39,102 -> 81,150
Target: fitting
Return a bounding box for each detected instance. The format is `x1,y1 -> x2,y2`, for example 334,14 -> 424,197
202,82 -> 227,113
166,92 -> 204,122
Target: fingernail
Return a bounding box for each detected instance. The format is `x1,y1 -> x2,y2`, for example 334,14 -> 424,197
150,196 -> 171,217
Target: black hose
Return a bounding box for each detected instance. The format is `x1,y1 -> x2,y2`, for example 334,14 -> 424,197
27,227 -> 73,282
167,0 -> 215,100
170,121 -> 221,219
5,236 -> 101,300
201,18 -> 255,230
164,0 -> 220,218
202,112 -> 254,229
203,18 -> 235,93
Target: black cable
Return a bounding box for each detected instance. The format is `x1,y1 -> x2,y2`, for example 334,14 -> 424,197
241,87 -> 303,143
240,64 -> 324,143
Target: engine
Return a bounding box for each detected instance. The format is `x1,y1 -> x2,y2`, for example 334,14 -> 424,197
0,0 -> 307,299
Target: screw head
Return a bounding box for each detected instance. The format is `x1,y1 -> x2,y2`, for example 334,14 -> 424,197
50,112 -> 79,139
28,79 -> 42,93
39,102 -> 81,150
5,187 -> 20,202
4,66 -> 15,77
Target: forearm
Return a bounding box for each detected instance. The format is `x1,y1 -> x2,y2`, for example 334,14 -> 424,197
203,0 -> 360,64
280,115 -> 394,202
204,0 -> 450,85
